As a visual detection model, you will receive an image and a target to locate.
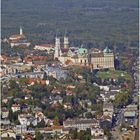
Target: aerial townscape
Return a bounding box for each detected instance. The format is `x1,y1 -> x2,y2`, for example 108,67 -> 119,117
1,0 -> 139,140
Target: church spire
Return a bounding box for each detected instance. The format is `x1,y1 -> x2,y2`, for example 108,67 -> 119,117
54,35 -> 61,59
20,26 -> 23,35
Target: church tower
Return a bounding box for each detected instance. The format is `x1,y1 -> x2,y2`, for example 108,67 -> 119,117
64,30 -> 69,49
64,36 -> 69,49
20,26 -> 23,35
54,36 -> 61,59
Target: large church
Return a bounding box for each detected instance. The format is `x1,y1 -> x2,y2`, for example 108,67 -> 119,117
54,36 -> 114,69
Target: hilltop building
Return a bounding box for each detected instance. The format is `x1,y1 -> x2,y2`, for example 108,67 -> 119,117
9,26 -> 30,48
54,36 -> 114,70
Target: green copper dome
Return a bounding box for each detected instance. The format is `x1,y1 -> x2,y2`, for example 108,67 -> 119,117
103,46 -> 111,53
77,47 -> 88,55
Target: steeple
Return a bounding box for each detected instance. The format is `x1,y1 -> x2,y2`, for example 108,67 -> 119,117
54,36 -> 61,59
20,26 -> 23,35
64,30 -> 69,49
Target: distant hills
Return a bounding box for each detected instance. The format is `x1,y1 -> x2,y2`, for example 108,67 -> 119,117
1,0 -> 139,45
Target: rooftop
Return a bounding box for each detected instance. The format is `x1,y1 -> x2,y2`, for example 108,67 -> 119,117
35,44 -> 54,48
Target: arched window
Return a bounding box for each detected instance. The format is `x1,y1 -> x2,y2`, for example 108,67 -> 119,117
85,60 -> 86,63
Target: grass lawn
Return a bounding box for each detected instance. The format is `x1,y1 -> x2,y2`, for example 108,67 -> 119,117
96,70 -> 132,80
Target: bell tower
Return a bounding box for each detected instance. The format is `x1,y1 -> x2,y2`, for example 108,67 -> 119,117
64,30 -> 69,49
20,26 -> 23,35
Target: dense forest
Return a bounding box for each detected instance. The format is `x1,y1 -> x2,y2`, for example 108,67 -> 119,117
1,0 -> 139,46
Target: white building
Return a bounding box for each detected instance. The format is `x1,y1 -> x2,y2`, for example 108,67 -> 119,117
1,129 -> 16,139
9,26 -> 30,48
103,102 -> 114,118
1,108 -> 9,119
11,104 -> 20,112
34,44 -> 54,51
18,113 -> 37,126
91,126 -> 104,137
63,118 -> 99,130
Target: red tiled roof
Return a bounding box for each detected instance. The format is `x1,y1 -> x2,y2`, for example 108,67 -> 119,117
1,55 -> 8,60
51,126 -> 64,129
9,34 -> 25,40
12,104 -> 20,107
61,48 -> 69,53
65,59 -> 72,65
36,44 -> 54,48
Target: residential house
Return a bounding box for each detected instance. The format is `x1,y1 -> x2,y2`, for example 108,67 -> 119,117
1,129 -> 16,139
44,65 -> 68,80
17,71 -> 44,79
0,65 -> 7,77
66,85 -> 76,89
99,115 -> 112,129
35,111 -> 45,122
21,104 -> 29,112
1,119 -> 11,125
109,85 -> 120,92
100,91 -> 116,101
63,103 -> 72,110
6,63 -> 32,74
63,118 -> 99,130
37,126 -> 67,135
121,130 -> 133,140
51,89 -> 61,94
28,78 -> 50,86
11,103 -> 20,112
66,90 -> 75,96
91,125 -> 104,137
54,95 -> 63,104
1,108 -> 9,119
103,101 -> 114,118
18,114 -> 28,125
18,113 -> 37,126
99,85 -> 110,92
34,106 -> 43,112
2,98 -> 8,104
16,125 -> 27,134
23,133 -> 35,140
125,104 -> 138,112
124,111 -> 136,119
85,99 -> 92,107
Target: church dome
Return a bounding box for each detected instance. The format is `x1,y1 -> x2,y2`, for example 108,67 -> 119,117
77,48 -> 88,56
103,46 -> 111,53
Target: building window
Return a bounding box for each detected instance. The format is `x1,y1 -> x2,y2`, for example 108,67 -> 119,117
84,60 -> 87,65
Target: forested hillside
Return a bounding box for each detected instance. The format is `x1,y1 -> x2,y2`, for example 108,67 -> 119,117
1,0 -> 139,45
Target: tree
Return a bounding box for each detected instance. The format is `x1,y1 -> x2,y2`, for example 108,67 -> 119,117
104,128 -> 112,140
35,131 -> 43,140
43,72 -> 47,80
9,80 -> 19,89
19,77 -> 28,85
113,89 -> 132,108
37,119 -> 46,128
85,112 -> 93,118
69,129 -> 78,139
53,115 -> 60,126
